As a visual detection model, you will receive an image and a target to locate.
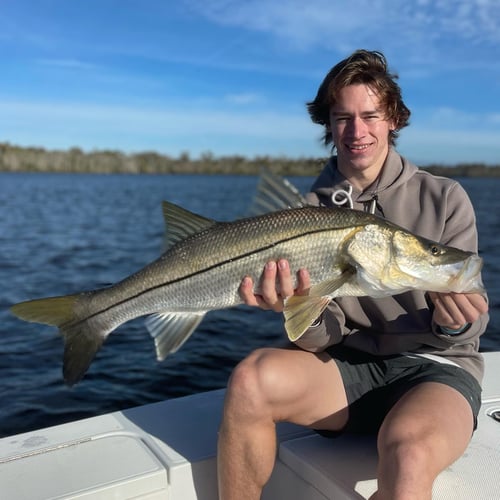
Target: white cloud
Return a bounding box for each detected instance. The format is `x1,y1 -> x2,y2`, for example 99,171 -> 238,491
184,0 -> 500,61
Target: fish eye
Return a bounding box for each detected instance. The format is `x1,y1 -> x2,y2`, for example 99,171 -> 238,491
430,245 -> 441,256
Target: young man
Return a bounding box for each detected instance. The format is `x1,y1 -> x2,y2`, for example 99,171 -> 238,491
217,50 -> 489,500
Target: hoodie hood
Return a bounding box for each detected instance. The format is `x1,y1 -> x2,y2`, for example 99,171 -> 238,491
309,148 -> 418,216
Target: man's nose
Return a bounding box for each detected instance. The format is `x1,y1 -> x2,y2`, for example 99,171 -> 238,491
347,117 -> 367,138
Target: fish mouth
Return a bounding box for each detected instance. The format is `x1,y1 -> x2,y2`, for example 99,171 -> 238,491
448,255 -> 484,293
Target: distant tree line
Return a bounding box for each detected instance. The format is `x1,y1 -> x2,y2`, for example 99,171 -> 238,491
0,142 -> 499,177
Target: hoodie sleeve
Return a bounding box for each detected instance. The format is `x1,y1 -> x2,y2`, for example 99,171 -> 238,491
439,181 -> 479,251
429,180 -> 489,344
293,301 -> 347,352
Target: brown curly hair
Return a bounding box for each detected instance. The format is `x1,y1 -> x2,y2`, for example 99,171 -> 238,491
307,49 -> 411,147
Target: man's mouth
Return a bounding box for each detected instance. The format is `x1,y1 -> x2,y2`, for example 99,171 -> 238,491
346,143 -> 371,152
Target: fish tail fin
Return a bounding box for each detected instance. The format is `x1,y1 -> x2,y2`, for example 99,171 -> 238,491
62,321 -> 105,387
11,295 -> 106,386
11,295 -> 78,326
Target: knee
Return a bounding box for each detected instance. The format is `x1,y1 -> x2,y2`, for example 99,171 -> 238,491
224,348 -> 281,421
379,434 -> 429,470
377,427 -> 437,482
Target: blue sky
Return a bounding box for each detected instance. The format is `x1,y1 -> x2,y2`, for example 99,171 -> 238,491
1,0 -> 499,165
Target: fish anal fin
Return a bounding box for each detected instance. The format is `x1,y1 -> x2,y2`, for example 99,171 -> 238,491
284,295 -> 331,342
145,311 -> 206,361
162,201 -> 217,250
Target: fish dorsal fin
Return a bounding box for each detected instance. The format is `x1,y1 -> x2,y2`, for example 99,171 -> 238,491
145,311 -> 206,360
162,201 -> 217,249
248,169 -> 309,215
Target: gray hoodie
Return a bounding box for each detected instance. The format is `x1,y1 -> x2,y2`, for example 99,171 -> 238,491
297,148 -> 489,384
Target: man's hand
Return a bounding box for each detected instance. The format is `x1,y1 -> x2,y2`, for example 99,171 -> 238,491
239,259 -> 310,312
428,292 -> 488,331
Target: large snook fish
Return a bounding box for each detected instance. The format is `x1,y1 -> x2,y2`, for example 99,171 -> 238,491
11,174 -> 484,386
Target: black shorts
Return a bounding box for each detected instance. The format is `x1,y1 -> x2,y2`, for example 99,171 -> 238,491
318,345 -> 482,436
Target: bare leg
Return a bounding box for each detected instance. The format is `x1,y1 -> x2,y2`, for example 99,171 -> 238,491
217,346 -> 348,500
372,382 -> 474,500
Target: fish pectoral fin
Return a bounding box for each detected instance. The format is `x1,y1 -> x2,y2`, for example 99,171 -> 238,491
283,267 -> 357,342
284,295 -> 331,342
145,311 -> 206,361
308,265 -> 357,297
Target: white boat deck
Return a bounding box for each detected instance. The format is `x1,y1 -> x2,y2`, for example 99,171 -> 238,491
1,351 -> 499,499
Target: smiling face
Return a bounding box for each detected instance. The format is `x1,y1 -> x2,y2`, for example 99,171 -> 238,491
329,84 -> 395,189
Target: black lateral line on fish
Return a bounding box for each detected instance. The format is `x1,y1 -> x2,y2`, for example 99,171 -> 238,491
66,225 -> 351,327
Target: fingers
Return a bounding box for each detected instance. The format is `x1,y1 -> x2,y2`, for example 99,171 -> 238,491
429,292 -> 488,329
275,260 -> 295,299
260,261 -> 287,312
429,292 -> 465,328
239,260 -> 311,313
239,275 -> 260,307
239,263 -> 282,310
296,268 -> 311,295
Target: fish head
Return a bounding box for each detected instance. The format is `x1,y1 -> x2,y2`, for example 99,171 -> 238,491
345,224 -> 409,295
345,224 -> 485,296
390,230 -> 485,294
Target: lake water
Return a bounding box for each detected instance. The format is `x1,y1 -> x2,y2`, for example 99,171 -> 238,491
0,172 -> 498,438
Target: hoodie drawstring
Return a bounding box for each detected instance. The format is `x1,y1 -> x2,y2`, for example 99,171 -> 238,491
331,185 -> 385,217
369,194 -> 385,217
331,185 -> 354,209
